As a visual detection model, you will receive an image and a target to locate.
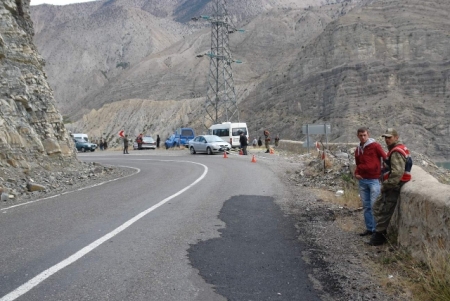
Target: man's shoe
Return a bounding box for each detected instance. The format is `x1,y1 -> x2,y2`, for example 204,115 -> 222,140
367,232 -> 387,246
359,230 -> 373,236
265,150 -> 269,153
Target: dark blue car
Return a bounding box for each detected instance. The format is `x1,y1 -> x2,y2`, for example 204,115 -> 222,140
165,128 -> 195,149
73,139 -> 97,152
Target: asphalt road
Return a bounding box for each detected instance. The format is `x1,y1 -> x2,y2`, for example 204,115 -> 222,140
0,150 -> 320,301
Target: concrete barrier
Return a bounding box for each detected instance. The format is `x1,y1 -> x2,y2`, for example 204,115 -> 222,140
390,166 -> 450,262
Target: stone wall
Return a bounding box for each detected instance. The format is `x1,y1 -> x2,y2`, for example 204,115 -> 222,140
392,166 -> 450,263
0,0 -> 76,172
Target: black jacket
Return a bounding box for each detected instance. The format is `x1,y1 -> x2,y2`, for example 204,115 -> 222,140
239,135 -> 248,146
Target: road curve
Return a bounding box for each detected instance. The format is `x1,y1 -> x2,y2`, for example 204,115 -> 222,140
0,150 -> 320,301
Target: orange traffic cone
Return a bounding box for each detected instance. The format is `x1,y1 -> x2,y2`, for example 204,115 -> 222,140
270,148 -> 274,154
223,151 -> 228,158
251,155 -> 257,163
239,149 -> 243,155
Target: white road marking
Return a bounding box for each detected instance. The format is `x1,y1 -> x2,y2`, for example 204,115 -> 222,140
0,161 -> 208,301
1,166 -> 140,212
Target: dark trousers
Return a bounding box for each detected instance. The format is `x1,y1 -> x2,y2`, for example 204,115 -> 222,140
242,145 -> 248,155
373,185 -> 402,232
123,146 -> 129,154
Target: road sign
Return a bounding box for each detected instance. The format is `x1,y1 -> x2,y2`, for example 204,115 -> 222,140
118,130 -> 124,138
302,124 -> 331,135
302,124 -> 331,153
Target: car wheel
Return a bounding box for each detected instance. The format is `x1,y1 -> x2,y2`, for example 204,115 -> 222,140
91,149 -> 95,152
207,147 -> 213,155
81,147 -> 86,152
190,147 -> 196,154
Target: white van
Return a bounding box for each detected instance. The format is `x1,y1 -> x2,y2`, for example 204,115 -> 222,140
72,133 -> 89,142
208,122 -> 248,148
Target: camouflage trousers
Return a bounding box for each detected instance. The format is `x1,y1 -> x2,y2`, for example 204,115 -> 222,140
373,185 -> 402,233
265,140 -> 270,151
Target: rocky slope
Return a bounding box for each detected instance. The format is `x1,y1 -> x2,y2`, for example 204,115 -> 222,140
239,0 -> 450,160
31,0 -> 450,160
30,0 -> 330,119
0,0 -> 75,175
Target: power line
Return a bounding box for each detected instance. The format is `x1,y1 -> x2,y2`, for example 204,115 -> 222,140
193,0 -> 244,127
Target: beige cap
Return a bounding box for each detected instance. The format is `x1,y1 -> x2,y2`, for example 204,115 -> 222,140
381,128 -> 398,138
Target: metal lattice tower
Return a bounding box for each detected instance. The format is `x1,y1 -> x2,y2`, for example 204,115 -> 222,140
199,0 -> 241,126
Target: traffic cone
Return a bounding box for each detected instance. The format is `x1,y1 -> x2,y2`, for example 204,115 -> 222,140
270,148 -> 274,154
239,149 -> 243,155
223,151 -> 228,158
251,154 -> 257,163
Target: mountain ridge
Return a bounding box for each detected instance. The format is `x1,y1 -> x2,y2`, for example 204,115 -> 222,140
30,0 -> 450,160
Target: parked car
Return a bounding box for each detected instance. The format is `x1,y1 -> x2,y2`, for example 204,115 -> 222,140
165,127 -> 195,149
188,135 -> 231,155
73,139 -> 97,152
133,136 -> 156,150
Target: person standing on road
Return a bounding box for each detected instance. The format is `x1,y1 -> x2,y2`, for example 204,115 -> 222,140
156,134 -> 161,149
258,137 -> 262,148
354,127 -> 386,237
239,131 -> 248,155
136,133 -> 143,150
274,134 -> 280,147
369,128 -> 412,246
252,137 -> 257,148
123,135 -> 129,154
263,130 -> 270,153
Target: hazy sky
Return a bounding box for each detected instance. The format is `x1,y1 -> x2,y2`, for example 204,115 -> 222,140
30,0 -> 98,6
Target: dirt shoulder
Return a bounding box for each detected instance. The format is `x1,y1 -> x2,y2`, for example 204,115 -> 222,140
265,147 -> 450,300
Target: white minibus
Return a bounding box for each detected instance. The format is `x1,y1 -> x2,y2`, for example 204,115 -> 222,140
72,133 -> 89,142
208,122 -> 248,148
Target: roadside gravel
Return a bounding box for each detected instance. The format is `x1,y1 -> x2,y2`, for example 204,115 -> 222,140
266,150 -> 411,301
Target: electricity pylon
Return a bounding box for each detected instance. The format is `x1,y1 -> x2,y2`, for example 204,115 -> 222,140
193,0 -> 243,126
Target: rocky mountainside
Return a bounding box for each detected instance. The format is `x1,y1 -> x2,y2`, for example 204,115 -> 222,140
0,0 -> 84,199
239,0 -> 450,159
30,0 -> 330,119
30,0 -> 450,160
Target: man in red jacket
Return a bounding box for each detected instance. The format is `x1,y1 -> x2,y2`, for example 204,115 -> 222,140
354,127 -> 387,236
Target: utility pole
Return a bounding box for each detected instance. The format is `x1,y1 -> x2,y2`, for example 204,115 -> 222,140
193,0 -> 243,126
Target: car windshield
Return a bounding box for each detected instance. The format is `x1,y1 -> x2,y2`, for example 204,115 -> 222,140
206,136 -> 226,143
143,137 -> 154,143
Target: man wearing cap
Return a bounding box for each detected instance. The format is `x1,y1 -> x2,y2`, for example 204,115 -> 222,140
354,127 -> 386,237
368,128 -> 412,246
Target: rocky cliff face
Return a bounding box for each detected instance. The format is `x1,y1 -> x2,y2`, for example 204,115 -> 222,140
239,0 -> 450,160
0,0 -> 78,198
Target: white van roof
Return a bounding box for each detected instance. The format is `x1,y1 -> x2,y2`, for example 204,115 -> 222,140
210,122 -> 247,128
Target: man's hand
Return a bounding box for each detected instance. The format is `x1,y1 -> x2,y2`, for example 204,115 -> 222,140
355,174 -> 363,180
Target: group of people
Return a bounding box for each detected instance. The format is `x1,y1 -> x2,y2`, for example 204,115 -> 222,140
239,130 -> 281,155
93,139 -> 108,151
354,127 -> 412,246
120,126 -> 410,246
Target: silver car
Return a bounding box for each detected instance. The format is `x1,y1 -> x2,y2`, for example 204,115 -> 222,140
189,135 -> 231,155
133,136 -> 156,150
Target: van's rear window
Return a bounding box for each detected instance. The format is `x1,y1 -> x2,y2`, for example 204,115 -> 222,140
181,129 -> 193,136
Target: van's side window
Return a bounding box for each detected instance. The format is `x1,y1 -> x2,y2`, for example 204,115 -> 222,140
213,129 -> 229,136
232,128 -> 247,136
